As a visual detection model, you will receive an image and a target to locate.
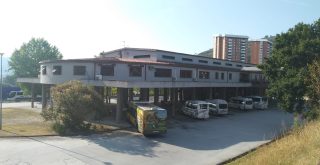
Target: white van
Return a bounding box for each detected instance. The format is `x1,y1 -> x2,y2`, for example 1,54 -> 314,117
229,97 -> 253,110
182,100 -> 210,119
7,91 -> 27,101
206,99 -> 228,115
247,96 -> 268,110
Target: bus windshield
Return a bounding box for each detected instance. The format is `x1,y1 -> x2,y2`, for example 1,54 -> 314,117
156,110 -> 167,120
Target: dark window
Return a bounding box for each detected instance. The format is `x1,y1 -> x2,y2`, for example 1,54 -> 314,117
41,66 -> 46,75
236,64 -> 243,67
101,65 -> 114,76
225,63 -> 232,66
53,66 -> 62,75
73,66 -> 86,75
162,55 -> 175,60
215,72 -> 219,79
134,55 -> 150,58
199,71 -> 209,79
129,65 -> 142,77
180,70 -> 192,78
182,58 -> 193,62
213,61 -> 221,65
199,60 -> 208,63
229,73 -> 232,80
221,72 -> 225,80
155,68 -> 172,77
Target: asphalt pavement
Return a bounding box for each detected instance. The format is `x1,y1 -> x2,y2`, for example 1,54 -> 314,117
0,108 -> 293,165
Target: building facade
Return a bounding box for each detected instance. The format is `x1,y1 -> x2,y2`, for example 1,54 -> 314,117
248,39 -> 272,64
213,34 -> 249,63
18,48 -> 267,122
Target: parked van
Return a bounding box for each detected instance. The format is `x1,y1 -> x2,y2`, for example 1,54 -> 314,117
228,97 -> 253,110
182,100 -> 210,119
127,102 -> 167,135
7,91 -> 30,101
206,99 -> 228,115
246,96 -> 268,110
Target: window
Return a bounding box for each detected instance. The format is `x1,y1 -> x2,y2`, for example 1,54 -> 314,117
213,61 -> 221,65
199,60 -> 208,64
215,72 -> 219,79
73,66 -> 86,75
129,65 -> 142,77
225,63 -> 232,66
182,58 -> 193,62
229,73 -> 232,80
162,55 -> 175,60
221,72 -> 224,80
236,64 -> 243,67
180,70 -> 192,78
53,66 -> 62,75
155,68 -> 172,77
101,65 -> 114,76
134,55 -> 150,59
41,66 -> 46,75
199,71 -> 209,79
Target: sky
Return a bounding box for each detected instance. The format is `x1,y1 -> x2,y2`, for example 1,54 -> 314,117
0,0 -> 319,59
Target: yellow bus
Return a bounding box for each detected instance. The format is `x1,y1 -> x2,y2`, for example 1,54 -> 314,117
127,102 -> 167,135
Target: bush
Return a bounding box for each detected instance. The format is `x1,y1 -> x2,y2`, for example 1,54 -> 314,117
41,80 -> 106,134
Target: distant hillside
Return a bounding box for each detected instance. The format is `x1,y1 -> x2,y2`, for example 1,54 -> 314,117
197,49 -> 213,58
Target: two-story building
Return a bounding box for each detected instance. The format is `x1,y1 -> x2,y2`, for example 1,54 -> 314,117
18,48 -> 266,122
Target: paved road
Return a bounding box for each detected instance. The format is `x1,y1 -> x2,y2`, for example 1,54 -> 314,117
0,108 -> 293,165
2,101 -> 42,111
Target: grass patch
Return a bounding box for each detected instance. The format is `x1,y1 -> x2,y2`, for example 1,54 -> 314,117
228,120 -> 320,165
0,108 -> 56,136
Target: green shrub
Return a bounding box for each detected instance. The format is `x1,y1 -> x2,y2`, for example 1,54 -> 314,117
41,80 -> 106,134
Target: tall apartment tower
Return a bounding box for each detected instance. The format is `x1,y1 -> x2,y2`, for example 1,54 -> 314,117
213,34 -> 249,63
248,39 -> 272,64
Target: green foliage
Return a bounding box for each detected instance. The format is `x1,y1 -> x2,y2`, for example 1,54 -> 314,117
3,74 -> 17,86
41,81 -> 106,134
9,38 -> 62,94
259,18 -> 320,113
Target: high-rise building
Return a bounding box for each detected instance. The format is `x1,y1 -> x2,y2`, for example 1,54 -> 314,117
213,34 -> 249,63
248,39 -> 272,64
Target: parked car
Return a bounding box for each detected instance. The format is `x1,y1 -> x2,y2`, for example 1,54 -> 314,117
228,96 -> 253,110
246,96 -> 268,110
182,100 -> 210,119
206,99 -> 228,115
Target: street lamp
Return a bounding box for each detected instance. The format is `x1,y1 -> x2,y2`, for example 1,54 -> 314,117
0,53 -> 3,130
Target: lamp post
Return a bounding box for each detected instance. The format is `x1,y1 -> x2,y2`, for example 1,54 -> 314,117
0,53 -> 3,130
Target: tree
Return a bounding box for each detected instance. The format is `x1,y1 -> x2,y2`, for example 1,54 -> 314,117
9,38 -> 63,94
41,81 -> 107,134
259,18 -> 320,114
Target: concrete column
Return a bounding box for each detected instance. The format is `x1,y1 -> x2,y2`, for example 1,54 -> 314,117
31,83 -> 35,108
209,87 -> 213,99
192,88 -> 196,100
236,87 -> 239,97
129,88 -> 134,101
140,88 -> 149,101
163,88 -> 168,102
116,88 -> 123,122
178,88 -> 183,102
41,84 -> 47,110
170,88 -> 174,102
171,88 -> 177,117
154,88 -> 159,104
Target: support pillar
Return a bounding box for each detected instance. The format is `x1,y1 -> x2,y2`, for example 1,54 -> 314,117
41,84 -> 47,110
163,88 -> 168,102
179,88 -> 183,102
140,88 -> 149,101
236,87 -> 239,97
171,88 -> 177,117
209,87 -> 213,99
170,88 -> 174,102
154,88 -> 159,104
129,88 -> 134,101
31,83 -> 35,108
192,88 -> 196,100
116,88 -> 123,122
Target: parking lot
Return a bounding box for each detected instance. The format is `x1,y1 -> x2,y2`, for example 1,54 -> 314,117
0,107 -> 293,165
